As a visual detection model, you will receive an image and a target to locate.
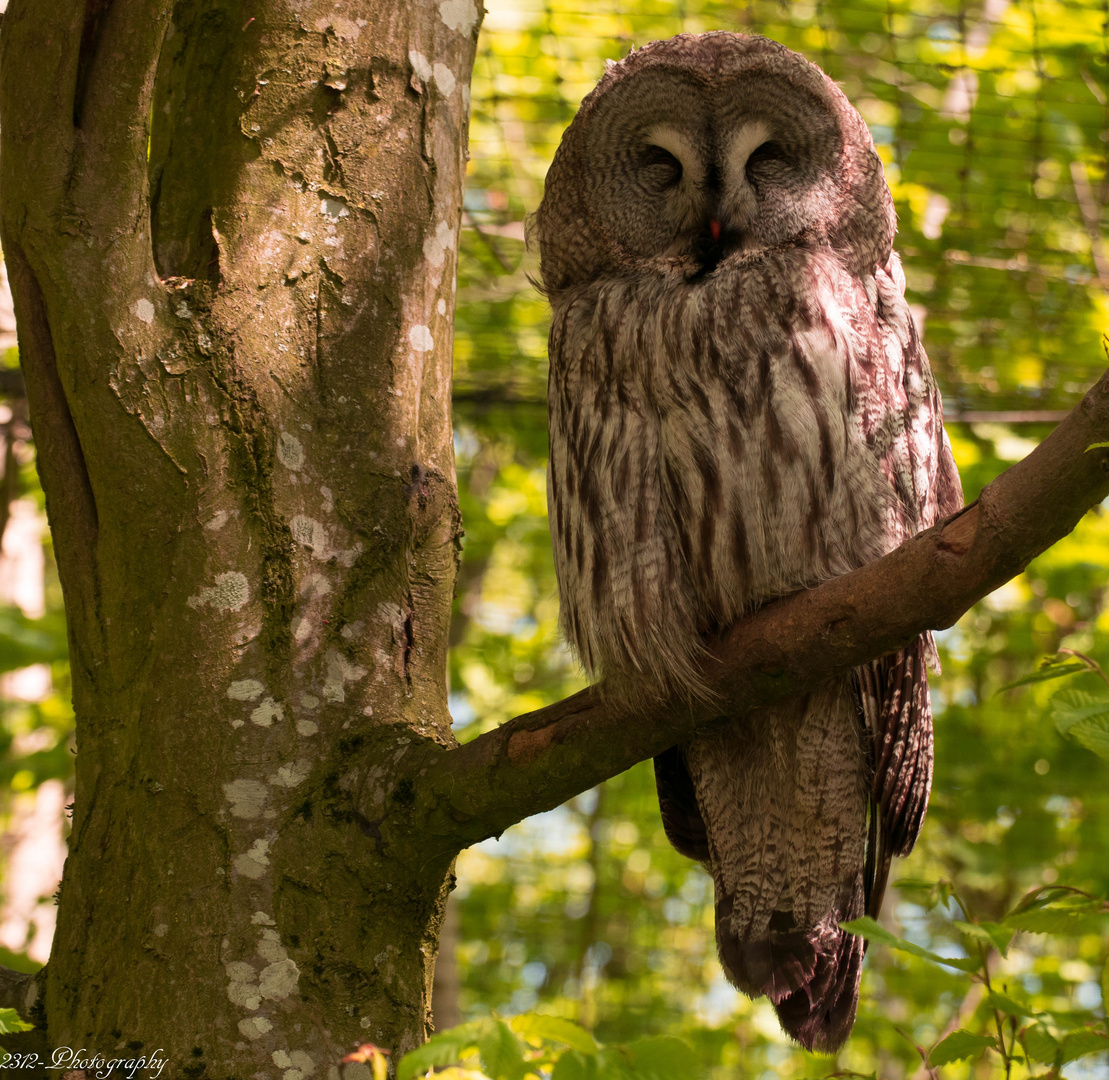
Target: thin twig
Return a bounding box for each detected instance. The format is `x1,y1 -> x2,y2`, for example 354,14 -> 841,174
1056,648 -> 1109,688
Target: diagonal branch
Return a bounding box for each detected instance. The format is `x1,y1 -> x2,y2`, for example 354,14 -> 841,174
408,364 -> 1109,850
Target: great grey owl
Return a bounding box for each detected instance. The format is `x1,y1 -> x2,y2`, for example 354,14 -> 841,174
536,33 -> 963,1051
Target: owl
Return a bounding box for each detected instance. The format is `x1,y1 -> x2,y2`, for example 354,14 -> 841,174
536,33 -> 963,1051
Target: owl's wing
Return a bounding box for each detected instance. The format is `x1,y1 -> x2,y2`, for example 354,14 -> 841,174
855,255 -> 964,915
654,745 -> 710,862
855,255 -> 962,536
855,640 -> 932,915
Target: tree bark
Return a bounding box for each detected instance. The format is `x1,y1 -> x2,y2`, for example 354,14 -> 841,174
1,0 -> 478,1067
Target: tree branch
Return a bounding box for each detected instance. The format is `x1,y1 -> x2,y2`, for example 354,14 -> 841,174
410,364 -> 1109,849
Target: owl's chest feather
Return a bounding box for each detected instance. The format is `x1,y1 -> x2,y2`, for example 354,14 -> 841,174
547,250 -> 906,687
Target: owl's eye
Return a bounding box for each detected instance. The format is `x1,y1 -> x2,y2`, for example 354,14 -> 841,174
745,140 -> 789,178
640,145 -> 683,187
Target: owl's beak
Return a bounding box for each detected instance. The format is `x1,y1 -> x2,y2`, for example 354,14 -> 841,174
709,218 -> 722,242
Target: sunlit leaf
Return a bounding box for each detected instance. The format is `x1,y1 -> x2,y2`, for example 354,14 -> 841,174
511,1014 -> 598,1055
1003,904 -> 1107,935
1060,1030 -> 1109,1063
397,1022 -> 490,1080
998,658 -> 1090,690
840,916 -> 981,973
978,921 -> 1016,955
927,1029 -> 998,1066
0,1008 -> 31,1035
550,1051 -> 595,1080
1023,1025 -> 1060,1065
1067,716 -> 1109,758
1050,689 -> 1109,732
1050,687 -> 1109,757
953,920 -> 1014,955
477,1019 -> 529,1080
985,990 -> 1038,1019
892,878 -> 941,896
1052,689 -> 1109,735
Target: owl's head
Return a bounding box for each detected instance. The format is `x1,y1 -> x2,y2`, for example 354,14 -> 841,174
536,33 -> 895,294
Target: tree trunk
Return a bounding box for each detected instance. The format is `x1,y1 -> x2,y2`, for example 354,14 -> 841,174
0,0 -> 478,1067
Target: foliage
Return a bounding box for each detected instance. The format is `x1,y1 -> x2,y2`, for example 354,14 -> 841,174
845,884 -> 1109,1075
0,372 -> 73,975
1019,649 -> 1109,761
0,1006 -> 33,1060
0,1007 -> 31,1035
396,1013 -> 698,1080
442,1 -> 1109,1078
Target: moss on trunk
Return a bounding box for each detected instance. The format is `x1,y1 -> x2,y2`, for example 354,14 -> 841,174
0,0 -> 478,1068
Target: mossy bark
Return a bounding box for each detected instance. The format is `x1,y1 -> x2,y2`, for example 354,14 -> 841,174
0,0 -> 477,1069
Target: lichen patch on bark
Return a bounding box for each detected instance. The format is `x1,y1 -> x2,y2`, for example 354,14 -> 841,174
2,0 -> 477,1060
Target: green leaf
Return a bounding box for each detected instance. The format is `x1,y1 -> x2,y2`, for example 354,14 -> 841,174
1051,690 -> 1109,757
984,990 -> 1037,1019
1003,907 -> 1107,935
978,921 -> 1016,955
1008,887 -> 1101,914
1066,715 -> 1109,759
477,1019 -> 528,1080
1002,889 -> 1108,935
551,1051 -> 596,1080
1085,441 -> 1109,452
999,659 -> 1090,691
840,916 -> 981,973
892,878 -> 941,896
1051,689 -> 1109,735
1060,1030 -> 1109,1063
953,920 -> 1014,955
511,1014 -> 598,1055
397,1022 -> 489,1080
597,1048 -> 639,1079
927,1030 -> 999,1066
1023,1025 -> 1060,1065
0,1008 -> 31,1035
623,1037 -> 699,1079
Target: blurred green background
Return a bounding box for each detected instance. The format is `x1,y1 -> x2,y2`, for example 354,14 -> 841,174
445,1 -> 1109,1077
2,0 -> 1109,1076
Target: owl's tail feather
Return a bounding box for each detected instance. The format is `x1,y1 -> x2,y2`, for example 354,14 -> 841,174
716,902 -> 864,1053
667,685 -> 870,1053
